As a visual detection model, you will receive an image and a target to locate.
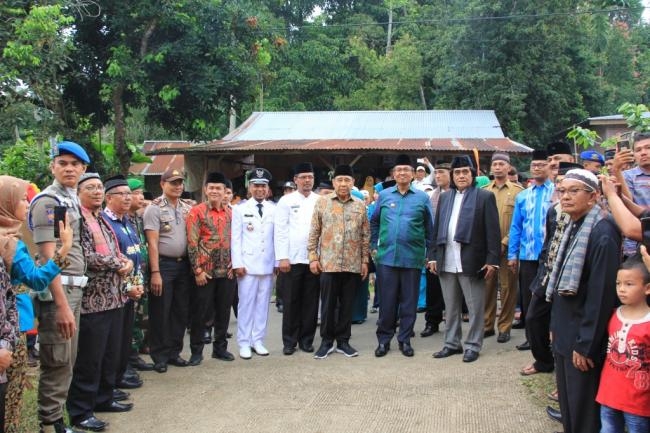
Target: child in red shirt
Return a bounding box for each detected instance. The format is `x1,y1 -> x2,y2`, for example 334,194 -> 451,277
596,253 -> 650,433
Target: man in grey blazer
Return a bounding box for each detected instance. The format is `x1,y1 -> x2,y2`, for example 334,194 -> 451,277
429,155 -> 500,363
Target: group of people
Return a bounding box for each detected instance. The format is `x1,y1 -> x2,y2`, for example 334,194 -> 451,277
0,136 -> 647,433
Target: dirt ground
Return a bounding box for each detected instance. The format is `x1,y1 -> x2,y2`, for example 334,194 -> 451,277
99,306 -> 558,433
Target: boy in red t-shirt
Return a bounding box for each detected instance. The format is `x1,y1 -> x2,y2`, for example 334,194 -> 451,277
596,253 -> 650,433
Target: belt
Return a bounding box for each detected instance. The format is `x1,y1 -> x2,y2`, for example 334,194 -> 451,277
60,275 -> 88,288
160,256 -> 187,262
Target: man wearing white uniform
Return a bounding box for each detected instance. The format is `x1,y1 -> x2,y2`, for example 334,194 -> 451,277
231,168 -> 277,359
274,162 -> 321,355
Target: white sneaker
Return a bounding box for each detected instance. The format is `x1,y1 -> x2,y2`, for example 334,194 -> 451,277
239,346 -> 252,359
252,343 -> 269,356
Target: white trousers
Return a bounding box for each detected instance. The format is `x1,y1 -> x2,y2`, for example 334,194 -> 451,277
236,274 -> 274,348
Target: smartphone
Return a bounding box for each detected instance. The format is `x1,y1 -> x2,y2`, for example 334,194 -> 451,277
618,140 -> 631,151
476,267 -> 487,279
642,217 -> 650,250
53,205 -> 66,238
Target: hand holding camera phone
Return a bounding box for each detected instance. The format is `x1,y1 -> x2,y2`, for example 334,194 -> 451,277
53,206 -> 66,238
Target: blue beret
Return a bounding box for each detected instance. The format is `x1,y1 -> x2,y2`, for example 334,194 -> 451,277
51,141 -> 90,164
579,150 -> 604,165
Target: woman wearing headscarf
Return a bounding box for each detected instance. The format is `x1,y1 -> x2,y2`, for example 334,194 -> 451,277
0,175 -> 72,432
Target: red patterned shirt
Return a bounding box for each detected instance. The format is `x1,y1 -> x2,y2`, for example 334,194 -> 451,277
186,202 -> 231,278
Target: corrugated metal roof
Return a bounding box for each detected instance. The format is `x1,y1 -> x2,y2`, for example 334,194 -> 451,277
148,137 -> 531,155
588,113 -> 650,121
129,141 -> 186,176
224,110 -> 506,140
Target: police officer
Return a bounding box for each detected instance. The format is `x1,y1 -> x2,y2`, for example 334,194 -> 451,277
231,168 -> 277,359
143,169 -> 193,373
29,141 -> 88,433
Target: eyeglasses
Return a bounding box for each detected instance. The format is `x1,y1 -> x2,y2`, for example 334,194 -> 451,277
556,187 -> 593,196
530,163 -> 548,168
107,191 -> 132,197
393,167 -> 413,173
81,185 -> 104,192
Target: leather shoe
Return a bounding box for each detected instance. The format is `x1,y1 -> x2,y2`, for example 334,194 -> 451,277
483,329 -> 495,338
153,362 -> 167,373
433,347 -> 463,358
512,319 -> 525,329
168,356 -> 189,367
73,415 -> 107,432
212,350 -> 235,361
546,406 -> 562,423
130,356 -> 154,371
283,346 -> 296,355
516,341 -> 531,351
188,354 -> 203,366
374,343 -> 390,357
95,400 -> 133,413
398,342 -> 414,357
299,343 -> 314,353
420,324 -> 438,337
202,328 -> 212,344
112,389 -> 130,401
117,376 -> 142,389
497,331 -> 511,343
462,349 -> 480,362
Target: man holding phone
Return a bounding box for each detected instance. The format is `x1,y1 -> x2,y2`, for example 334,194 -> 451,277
28,141 -> 89,433
429,155 -> 500,363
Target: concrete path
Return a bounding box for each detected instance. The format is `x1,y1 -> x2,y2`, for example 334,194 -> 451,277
102,307 -> 558,433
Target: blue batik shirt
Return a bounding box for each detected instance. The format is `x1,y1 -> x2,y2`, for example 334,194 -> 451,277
507,180 -> 554,261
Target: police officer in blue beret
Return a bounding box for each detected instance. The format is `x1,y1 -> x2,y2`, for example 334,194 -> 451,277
579,150 -> 605,174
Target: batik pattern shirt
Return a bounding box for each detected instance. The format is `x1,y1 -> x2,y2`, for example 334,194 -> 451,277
507,180 -> 554,261
308,194 -> 370,273
186,202 -> 231,278
0,259 -> 17,383
622,166 -> 650,256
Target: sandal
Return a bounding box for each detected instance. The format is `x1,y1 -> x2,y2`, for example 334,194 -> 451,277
547,390 -> 559,402
520,364 -> 539,376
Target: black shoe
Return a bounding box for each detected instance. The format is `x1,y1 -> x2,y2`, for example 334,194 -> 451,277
374,343 -> 390,357
299,343 -> 314,353
226,332 -> 233,339
276,304 -> 284,313
95,400 -> 134,413
188,353 -> 203,366
416,307 -> 426,313
112,388 -> 130,401
168,356 -> 189,367
433,347 -> 463,358
131,356 -> 154,371
282,346 -> 296,355
335,342 -> 359,358
153,362 -> 167,373
72,415 -> 107,432
121,367 -> 140,381
516,341 -> 531,351
483,329 -> 495,338
462,349 -> 479,363
117,376 -> 142,389
512,319 -> 525,329
546,406 -> 562,423
398,342 -> 414,357
370,307 -> 378,313
420,324 -> 438,337
497,331 -> 511,343
314,343 -> 334,359
212,350 -> 235,361
462,313 -> 469,323
40,419 -> 86,433
202,328 -> 212,344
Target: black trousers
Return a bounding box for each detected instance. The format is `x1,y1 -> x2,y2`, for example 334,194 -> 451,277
0,381 -> 7,432
517,260 -> 538,331
117,299 -> 135,380
67,307 -> 123,423
275,272 -> 288,307
190,276 -> 236,355
319,272 -> 360,345
149,258 -> 191,364
375,265 -> 420,345
555,351 -> 602,433
424,269 -> 444,326
526,293 -> 554,372
282,264 -> 320,349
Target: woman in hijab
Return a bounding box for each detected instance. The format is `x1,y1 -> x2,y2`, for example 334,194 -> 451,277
0,175 -> 72,432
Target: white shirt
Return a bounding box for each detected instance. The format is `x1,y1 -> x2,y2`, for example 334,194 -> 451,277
274,190 -> 320,264
443,190 -> 464,273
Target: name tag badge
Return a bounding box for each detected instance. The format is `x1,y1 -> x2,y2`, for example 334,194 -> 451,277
247,223 -> 254,232
389,202 -> 396,208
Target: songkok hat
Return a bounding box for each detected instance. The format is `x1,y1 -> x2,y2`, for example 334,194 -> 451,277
394,154 -> 413,167
558,162 -> 583,176
435,160 -> 451,170
491,153 -> 510,163
103,175 -> 128,193
294,162 -> 314,175
451,155 -> 475,170
78,172 -> 101,186
531,149 -> 548,161
547,141 -> 572,156
205,172 -> 227,185
333,164 -> 354,178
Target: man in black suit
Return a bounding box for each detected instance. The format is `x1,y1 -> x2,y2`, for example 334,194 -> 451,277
429,155 -> 500,363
